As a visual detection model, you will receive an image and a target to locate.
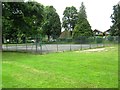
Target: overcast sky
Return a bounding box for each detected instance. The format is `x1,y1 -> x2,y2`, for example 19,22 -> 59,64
32,0 -> 119,31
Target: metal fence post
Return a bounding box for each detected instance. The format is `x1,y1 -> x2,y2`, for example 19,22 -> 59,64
56,39 -> 58,52
70,39 -> 72,51
57,43 -> 58,52
80,43 -> 82,50
39,34 -> 42,54
35,35 -> 37,53
26,37 -> 27,52
16,38 -> 18,51
16,42 -> 17,51
89,42 -> 91,49
40,44 -> 42,54
41,39 -> 42,54
70,44 -> 71,51
97,43 -> 98,48
6,43 -> 8,50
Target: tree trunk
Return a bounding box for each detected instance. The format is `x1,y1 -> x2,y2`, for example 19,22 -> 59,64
48,35 -> 50,42
70,31 -> 72,36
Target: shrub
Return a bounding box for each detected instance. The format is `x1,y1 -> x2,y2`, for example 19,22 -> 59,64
107,35 -> 114,42
88,37 -> 95,43
95,37 -> 103,43
73,36 -> 89,44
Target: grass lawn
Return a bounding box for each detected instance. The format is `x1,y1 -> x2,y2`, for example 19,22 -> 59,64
2,46 -> 118,88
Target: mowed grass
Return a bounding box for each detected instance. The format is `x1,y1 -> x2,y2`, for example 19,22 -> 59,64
2,46 -> 118,88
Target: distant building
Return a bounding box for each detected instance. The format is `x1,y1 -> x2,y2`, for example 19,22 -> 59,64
93,29 -> 103,36
103,29 -> 111,36
59,30 -> 71,39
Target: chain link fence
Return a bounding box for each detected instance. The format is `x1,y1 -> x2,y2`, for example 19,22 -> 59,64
2,36 -> 118,54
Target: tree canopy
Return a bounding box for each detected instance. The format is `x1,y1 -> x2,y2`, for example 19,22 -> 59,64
42,6 -> 61,41
62,6 -> 78,36
110,4 -> 120,36
72,2 -> 93,42
2,2 -> 62,43
2,1 -> 94,43
2,2 -> 44,43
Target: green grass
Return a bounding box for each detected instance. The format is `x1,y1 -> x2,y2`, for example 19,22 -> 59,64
2,46 -> 118,88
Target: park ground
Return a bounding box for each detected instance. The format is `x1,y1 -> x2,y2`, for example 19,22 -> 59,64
2,45 -> 118,88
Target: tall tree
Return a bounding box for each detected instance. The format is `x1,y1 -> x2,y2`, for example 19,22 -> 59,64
2,2 -> 26,42
62,6 -> 78,36
78,2 -> 87,19
42,6 -> 61,41
72,2 -> 93,43
24,1 -> 44,36
110,3 -> 120,36
2,2 -> 44,43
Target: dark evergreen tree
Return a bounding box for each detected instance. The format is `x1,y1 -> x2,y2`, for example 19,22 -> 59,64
73,2 -> 93,43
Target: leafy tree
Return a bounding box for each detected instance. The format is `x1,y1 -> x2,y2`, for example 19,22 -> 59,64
73,2 -> 93,43
42,6 -> 61,41
51,13 -> 61,39
62,6 -> 78,36
2,2 -> 25,43
23,1 -> 44,36
110,4 -> 120,36
2,2 -> 44,43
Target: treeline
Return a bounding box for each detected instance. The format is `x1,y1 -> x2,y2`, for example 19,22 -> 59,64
2,1 -> 120,43
2,1 -> 93,43
2,1 -> 61,43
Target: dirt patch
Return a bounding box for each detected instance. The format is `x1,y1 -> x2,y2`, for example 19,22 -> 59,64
83,48 -> 105,52
75,48 -> 107,53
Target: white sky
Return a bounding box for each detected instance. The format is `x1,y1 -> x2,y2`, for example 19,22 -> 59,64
32,0 -> 119,32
